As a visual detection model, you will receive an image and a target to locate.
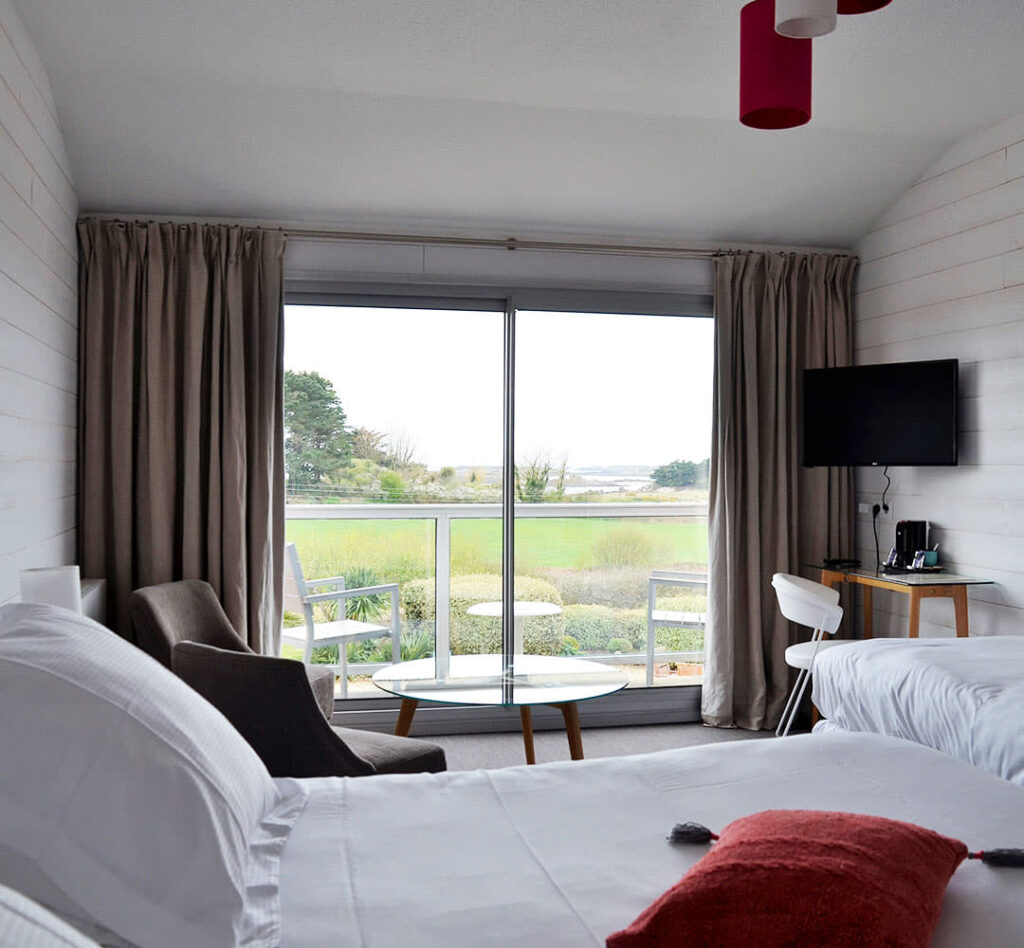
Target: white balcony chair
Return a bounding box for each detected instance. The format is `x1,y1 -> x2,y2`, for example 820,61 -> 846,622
281,543 -> 400,699
645,570 -> 707,686
772,572 -> 846,738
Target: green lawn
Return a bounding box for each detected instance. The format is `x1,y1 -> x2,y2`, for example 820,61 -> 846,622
286,513 -> 708,663
286,516 -> 708,580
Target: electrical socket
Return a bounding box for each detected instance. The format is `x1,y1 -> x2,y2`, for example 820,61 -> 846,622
877,501 -> 894,524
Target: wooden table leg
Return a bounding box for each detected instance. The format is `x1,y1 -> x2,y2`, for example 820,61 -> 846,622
520,706 -> 536,765
556,702 -> 585,760
395,698 -> 418,736
862,585 -> 873,639
908,588 -> 922,638
952,586 -> 970,638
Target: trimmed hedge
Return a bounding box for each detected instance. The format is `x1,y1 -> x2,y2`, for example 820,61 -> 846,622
562,603 -> 704,654
404,573 -> 564,655
563,604 -> 646,652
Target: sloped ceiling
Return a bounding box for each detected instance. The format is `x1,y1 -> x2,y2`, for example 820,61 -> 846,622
14,0 -> 1024,248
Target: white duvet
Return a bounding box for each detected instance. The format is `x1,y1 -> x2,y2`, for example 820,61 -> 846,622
812,636 -> 1024,786
277,732 -> 1024,948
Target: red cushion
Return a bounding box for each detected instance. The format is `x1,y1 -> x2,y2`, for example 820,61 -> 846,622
607,810 -> 968,948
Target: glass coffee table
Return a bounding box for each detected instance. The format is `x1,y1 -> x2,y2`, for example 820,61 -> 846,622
372,654 -> 628,765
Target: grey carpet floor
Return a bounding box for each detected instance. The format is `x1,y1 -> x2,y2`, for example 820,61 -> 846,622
430,722 -> 777,771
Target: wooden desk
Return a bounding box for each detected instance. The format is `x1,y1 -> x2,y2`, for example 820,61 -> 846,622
817,568 -> 993,639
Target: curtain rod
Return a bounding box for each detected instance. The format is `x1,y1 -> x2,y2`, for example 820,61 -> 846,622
280,227 -> 719,259
82,215 -> 856,260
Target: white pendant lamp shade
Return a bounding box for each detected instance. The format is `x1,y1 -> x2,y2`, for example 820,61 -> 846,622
775,0 -> 838,38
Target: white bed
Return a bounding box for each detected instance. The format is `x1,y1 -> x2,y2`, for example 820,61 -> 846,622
4,605 -> 1024,948
812,635 -> 1024,787
278,731 -> 1024,948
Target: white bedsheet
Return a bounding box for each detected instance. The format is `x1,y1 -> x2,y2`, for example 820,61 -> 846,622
812,636 -> 1024,786
277,732 -> 1024,947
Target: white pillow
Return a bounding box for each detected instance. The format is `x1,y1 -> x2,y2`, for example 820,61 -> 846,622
0,882 -> 100,948
0,604 -> 307,948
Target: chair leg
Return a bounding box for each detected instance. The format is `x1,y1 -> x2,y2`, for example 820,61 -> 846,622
339,645 -> 348,700
646,581 -> 657,688
302,613 -> 314,665
776,667 -> 810,738
390,587 -> 401,662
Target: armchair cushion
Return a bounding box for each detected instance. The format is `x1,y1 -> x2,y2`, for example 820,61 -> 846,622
331,727 -> 447,775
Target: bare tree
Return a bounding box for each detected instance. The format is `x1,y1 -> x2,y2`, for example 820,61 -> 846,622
351,427 -> 389,464
383,432 -> 417,470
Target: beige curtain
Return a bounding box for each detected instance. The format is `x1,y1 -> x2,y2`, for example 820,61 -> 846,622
702,251 -> 856,730
77,220 -> 286,653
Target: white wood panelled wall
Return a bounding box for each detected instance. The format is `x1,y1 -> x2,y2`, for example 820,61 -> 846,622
0,0 -> 77,604
854,110 -> 1024,639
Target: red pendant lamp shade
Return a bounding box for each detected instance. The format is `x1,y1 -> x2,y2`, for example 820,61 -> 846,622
837,0 -> 892,12
740,0 -> 812,130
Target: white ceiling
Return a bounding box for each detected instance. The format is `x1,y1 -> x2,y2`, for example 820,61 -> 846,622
15,0 -> 1024,248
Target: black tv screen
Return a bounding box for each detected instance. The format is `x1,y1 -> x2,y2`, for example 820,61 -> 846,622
802,359 -> 958,467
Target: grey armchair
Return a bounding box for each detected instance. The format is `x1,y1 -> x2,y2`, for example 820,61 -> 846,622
172,642 -> 446,777
130,579 -> 336,720
129,580 -> 445,777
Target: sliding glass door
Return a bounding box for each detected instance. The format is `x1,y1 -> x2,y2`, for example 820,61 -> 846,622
513,310 -> 712,689
282,297 -> 711,701
283,303 -> 503,696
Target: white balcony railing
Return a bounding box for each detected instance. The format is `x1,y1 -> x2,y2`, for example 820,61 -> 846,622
285,501 -> 707,684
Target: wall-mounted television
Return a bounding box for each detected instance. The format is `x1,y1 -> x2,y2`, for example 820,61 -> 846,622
802,359 -> 959,467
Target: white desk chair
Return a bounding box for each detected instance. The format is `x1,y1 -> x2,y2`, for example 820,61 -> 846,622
281,543 -> 400,699
772,572 -> 845,737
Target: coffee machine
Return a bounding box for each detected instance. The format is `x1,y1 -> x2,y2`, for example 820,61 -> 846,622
891,520 -> 929,570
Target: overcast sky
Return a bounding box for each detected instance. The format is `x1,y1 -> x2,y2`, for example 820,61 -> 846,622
285,305 -> 713,470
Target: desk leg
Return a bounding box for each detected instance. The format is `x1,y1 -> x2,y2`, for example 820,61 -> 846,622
820,569 -> 843,590
555,703 -> 584,760
395,698 -> 419,737
908,589 -> 922,638
520,707 -> 537,765
953,587 -> 970,638
862,585 -> 873,639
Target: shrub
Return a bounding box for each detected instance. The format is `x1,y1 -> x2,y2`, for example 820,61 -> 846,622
542,566 -> 651,609
654,627 -> 705,653
562,603 -> 705,655
341,566 -> 390,622
563,604 -> 647,652
379,470 -> 406,501
404,573 -> 564,655
657,591 -> 708,613
310,626 -> 437,666
559,634 -> 580,656
592,525 -> 662,567
606,637 -> 633,654
347,627 -> 435,664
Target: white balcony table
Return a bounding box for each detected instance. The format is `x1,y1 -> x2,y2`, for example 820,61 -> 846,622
372,654 -> 627,764
466,600 -> 562,655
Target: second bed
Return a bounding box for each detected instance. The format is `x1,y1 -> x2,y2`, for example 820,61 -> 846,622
812,635 -> 1024,786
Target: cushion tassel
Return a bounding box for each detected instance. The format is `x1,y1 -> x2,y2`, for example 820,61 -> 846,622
668,822 -> 719,845
968,849 -> 1024,867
